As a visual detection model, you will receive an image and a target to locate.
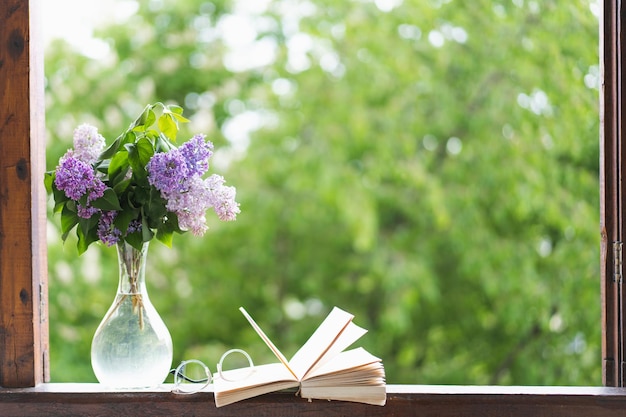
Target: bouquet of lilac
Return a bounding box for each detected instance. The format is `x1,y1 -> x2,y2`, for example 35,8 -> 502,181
45,102 -> 240,254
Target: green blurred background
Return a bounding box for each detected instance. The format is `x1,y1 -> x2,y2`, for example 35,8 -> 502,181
44,0 -> 600,385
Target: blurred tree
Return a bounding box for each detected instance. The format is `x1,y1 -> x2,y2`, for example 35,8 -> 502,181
45,0 -> 600,385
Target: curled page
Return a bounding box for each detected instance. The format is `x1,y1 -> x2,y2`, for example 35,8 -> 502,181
238,307 -> 297,379
288,306 -> 355,380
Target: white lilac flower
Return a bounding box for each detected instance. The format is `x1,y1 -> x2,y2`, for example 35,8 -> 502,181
212,184 -> 240,221
72,124 -> 106,165
206,174 -> 240,221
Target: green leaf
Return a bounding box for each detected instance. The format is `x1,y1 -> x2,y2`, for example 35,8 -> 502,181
126,143 -> 142,177
122,131 -> 137,146
76,224 -> 98,255
99,135 -> 122,160
44,171 -> 55,194
132,105 -> 156,131
144,109 -> 157,130
76,227 -> 88,255
125,231 -> 144,251
166,105 -> 190,124
108,150 -> 129,184
168,104 -> 184,115
60,205 -> 79,240
144,129 -> 160,141
156,229 -> 174,247
158,113 -> 178,141
141,214 -> 154,242
78,214 -> 99,237
126,137 -> 154,179
95,159 -> 110,175
52,187 -> 70,213
156,133 -> 175,153
170,112 -> 190,124
162,210 -> 181,233
136,137 -> 155,166
130,185 -> 150,208
113,177 -> 132,194
154,210 -> 182,247
76,215 -> 99,254
91,188 -> 122,211
114,206 -> 139,234
143,187 -> 168,228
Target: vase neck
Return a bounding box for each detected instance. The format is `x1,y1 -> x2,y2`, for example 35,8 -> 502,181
116,241 -> 149,294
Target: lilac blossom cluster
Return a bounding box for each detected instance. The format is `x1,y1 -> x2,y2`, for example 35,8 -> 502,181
54,125 -> 117,243
53,122 -> 239,248
147,134 -> 240,236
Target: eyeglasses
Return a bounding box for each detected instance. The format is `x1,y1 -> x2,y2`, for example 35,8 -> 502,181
171,349 -> 255,395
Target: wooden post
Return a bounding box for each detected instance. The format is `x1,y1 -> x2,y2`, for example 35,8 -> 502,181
600,0 -> 626,387
0,0 -> 49,387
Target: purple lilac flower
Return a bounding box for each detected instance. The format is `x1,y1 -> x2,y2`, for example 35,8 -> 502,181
97,211 -> 122,246
147,137 -> 239,236
88,179 -> 107,202
127,219 -> 142,234
179,134 -> 213,176
73,124 -> 106,165
77,204 -> 100,219
54,151 -> 108,219
146,150 -> 189,194
75,179 -> 106,219
54,151 -> 96,200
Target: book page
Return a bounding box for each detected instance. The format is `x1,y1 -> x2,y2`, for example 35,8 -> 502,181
238,307 -> 296,378
299,385 -> 387,406
305,322 -> 368,377
214,362 -> 297,392
288,306 -> 355,380
304,347 -> 382,379
214,362 -> 299,407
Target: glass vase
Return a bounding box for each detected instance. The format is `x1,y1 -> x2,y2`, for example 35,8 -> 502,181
91,241 -> 173,388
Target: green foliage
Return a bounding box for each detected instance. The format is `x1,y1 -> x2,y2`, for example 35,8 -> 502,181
44,0 -> 600,386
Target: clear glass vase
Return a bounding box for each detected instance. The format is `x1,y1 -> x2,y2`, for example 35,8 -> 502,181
91,241 -> 173,388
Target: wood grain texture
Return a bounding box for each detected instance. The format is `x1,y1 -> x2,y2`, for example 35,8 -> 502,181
599,0 -> 622,387
2,385 -> 626,417
0,0 -> 48,388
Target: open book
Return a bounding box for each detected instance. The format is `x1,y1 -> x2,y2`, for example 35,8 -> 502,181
213,306 -> 386,407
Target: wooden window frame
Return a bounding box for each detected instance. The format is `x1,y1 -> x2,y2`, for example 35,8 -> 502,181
601,0 -> 626,388
2,0 -> 626,415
